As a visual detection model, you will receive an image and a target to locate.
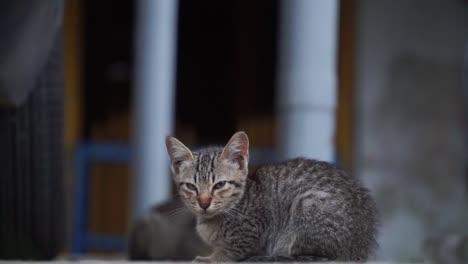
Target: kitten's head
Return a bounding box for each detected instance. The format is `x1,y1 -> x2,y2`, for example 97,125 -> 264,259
165,132 -> 249,218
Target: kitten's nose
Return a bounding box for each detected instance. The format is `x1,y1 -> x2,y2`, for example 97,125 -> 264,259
198,194 -> 212,210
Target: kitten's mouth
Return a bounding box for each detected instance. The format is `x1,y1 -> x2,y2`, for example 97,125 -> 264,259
196,208 -> 218,218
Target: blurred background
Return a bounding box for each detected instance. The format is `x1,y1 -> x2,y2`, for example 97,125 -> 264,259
0,0 -> 467,262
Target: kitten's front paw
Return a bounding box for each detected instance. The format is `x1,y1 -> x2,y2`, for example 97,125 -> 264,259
193,255 -> 212,263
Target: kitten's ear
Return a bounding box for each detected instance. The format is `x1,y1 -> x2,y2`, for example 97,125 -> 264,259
220,131 -> 249,169
165,136 -> 193,174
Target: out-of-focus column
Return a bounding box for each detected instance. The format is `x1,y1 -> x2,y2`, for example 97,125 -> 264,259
132,0 -> 179,219
277,0 -> 339,162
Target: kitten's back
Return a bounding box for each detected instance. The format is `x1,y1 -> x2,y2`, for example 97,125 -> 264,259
245,158 -> 378,261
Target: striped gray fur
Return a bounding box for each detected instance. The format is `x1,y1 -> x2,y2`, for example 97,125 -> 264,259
166,132 -> 378,262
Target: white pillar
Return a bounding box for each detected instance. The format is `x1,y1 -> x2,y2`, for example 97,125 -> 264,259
132,0 -> 179,219
277,0 -> 339,162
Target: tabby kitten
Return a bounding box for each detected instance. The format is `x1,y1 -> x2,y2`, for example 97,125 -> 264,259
165,132 -> 378,262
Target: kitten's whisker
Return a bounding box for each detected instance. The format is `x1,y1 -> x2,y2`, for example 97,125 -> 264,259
168,210 -> 190,219
229,207 -> 244,213
167,208 -> 185,215
228,207 -> 245,216
225,208 -> 246,219
224,210 -> 236,218
166,207 -> 188,218
168,211 -> 187,219
166,206 -> 185,214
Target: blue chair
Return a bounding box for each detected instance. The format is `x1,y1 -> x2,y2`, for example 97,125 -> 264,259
71,143 -> 131,255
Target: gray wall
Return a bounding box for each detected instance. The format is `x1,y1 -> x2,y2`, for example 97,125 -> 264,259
355,0 -> 468,260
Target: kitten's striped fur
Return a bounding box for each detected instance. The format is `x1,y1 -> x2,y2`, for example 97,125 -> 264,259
166,132 -> 378,262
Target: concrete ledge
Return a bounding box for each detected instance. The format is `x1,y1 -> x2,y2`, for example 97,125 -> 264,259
0,260 -> 425,264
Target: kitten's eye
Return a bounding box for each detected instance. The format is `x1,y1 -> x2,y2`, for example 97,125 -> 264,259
213,181 -> 226,190
184,183 -> 197,192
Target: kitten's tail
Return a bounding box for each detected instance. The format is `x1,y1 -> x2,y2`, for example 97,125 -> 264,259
241,255 -> 328,262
